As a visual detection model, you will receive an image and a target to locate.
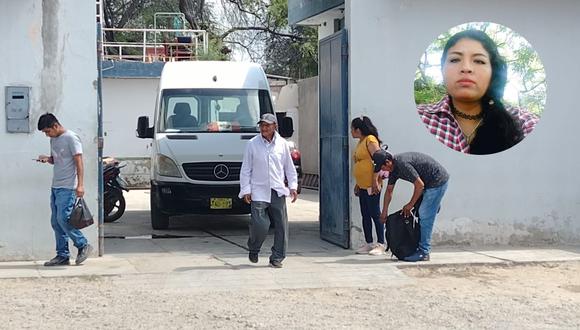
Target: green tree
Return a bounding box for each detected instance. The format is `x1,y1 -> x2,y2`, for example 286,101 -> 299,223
414,75 -> 447,105
102,0 -> 317,68
262,0 -> 318,78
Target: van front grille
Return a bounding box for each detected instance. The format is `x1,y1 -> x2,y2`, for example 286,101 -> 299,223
182,162 -> 242,181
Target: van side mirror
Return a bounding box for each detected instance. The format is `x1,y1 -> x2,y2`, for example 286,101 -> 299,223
136,116 -> 154,139
278,117 -> 294,138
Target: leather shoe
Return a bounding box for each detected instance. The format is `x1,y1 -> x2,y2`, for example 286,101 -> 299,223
75,244 -> 93,265
248,252 -> 258,263
269,260 -> 283,268
44,256 -> 70,267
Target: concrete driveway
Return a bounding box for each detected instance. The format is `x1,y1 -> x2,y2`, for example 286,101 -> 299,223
96,189 -> 416,290
3,188 -> 579,292
104,188 -> 338,257
2,191 -> 579,329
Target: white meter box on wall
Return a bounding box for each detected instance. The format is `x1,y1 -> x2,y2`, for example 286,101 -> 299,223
5,86 -> 31,133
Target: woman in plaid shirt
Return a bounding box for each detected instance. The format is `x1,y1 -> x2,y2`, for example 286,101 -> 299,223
417,29 -> 539,155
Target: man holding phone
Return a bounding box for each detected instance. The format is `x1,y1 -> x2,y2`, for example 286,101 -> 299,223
37,113 -> 92,266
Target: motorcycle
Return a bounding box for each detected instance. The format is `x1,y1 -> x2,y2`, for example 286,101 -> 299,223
103,157 -> 129,222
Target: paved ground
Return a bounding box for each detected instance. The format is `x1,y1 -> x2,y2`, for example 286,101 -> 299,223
1,262 -> 579,329
1,189 -> 579,290
0,190 -> 580,329
1,189 -> 580,329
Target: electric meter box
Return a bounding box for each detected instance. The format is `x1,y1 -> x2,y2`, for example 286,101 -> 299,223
5,86 -> 30,133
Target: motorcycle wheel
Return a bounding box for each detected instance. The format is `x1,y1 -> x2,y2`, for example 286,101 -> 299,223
104,190 -> 126,223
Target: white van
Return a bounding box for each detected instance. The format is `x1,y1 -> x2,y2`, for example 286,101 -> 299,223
137,61 -> 294,229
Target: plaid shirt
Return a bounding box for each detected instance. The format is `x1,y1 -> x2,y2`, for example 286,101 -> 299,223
417,96 -> 539,153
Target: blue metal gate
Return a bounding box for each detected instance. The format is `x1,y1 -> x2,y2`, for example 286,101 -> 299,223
319,29 -> 349,248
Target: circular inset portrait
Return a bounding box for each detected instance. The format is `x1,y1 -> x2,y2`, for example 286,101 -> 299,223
414,22 -> 546,155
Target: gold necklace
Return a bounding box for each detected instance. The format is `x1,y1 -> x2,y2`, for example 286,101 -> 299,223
463,119 -> 483,144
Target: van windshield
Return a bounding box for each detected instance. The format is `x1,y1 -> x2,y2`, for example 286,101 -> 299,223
158,89 -> 273,133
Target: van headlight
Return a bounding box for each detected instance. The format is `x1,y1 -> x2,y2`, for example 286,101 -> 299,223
156,154 -> 182,178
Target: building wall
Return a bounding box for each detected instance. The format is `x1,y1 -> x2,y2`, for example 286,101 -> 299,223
102,78 -> 158,187
298,77 -> 320,175
347,0 -> 580,247
288,0 -> 344,26
0,0 -> 98,260
318,19 -> 337,41
102,78 -> 158,158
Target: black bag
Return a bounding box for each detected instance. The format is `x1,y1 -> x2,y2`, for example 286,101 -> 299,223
385,210 -> 420,260
69,197 -> 94,229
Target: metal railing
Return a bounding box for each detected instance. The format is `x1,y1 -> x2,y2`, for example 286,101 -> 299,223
96,0 -> 103,23
102,28 -> 208,62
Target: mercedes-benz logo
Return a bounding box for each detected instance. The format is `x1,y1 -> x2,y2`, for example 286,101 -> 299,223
213,164 -> 229,180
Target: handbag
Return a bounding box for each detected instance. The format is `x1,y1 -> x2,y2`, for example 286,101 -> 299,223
69,197 -> 94,229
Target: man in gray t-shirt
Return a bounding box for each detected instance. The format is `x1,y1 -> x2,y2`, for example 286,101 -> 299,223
37,113 -> 92,266
51,130 -> 83,189
372,150 -> 449,262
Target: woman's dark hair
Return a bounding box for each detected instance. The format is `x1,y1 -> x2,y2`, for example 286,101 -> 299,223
441,29 -> 523,154
37,113 -> 60,131
351,116 -> 382,144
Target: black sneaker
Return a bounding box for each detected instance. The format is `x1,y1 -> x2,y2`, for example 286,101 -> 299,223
44,256 -> 70,267
404,251 -> 430,262
75,244 -> 93,265
249,252 -> 259,263
269,260 -> 283,268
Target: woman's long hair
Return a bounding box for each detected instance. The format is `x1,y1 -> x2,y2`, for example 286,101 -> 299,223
442,29 -> 523,154
351,116 -> 382,144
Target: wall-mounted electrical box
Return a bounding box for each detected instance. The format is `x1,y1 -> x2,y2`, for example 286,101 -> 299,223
5,86 -> 31,133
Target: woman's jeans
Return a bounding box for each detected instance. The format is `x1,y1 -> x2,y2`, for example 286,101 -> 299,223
417,181 -> 448,255
50,188 -> 88,258
358,189 -> 384,244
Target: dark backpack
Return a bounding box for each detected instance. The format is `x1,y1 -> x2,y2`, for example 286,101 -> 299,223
385,210 -> 421,260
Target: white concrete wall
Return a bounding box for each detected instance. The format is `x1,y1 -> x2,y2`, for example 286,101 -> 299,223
298,77 -> 319,175
346,0 -> 580,247
315,8 -> 344,41
102,78 -> 157,158
102,77 -> 158,187
318,19 -> 337,41
0,0 -> 98,260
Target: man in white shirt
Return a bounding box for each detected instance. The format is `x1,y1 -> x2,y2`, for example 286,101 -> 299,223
239,113 -> 298,268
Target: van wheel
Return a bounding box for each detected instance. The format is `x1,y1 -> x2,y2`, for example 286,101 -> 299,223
151,188 -> 169,230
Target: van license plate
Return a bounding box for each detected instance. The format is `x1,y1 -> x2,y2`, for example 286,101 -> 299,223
210,198 -> 232,209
